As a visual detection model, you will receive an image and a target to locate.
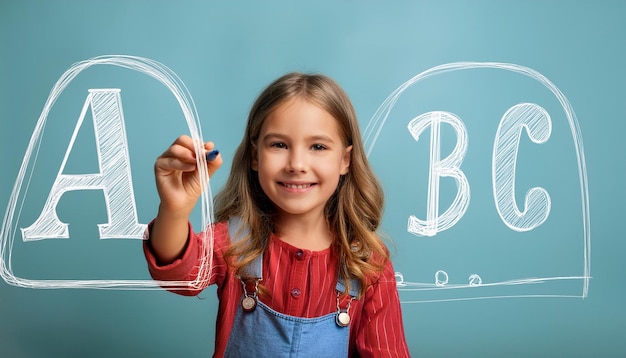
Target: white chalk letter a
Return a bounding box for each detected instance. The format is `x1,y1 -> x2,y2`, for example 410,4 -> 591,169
21,89 -> 146,241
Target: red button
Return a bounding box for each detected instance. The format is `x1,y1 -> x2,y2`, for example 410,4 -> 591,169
291,288 -> 301,297
295,250 -> 304,260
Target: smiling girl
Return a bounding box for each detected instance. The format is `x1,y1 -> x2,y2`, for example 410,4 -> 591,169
144,73 -> 410,357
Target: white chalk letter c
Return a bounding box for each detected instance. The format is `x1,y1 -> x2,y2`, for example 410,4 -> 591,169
492,103 -> 552,232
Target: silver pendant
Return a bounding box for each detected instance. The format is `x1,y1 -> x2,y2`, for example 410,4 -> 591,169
336,309 -> 350,327
241,296 -> 257,312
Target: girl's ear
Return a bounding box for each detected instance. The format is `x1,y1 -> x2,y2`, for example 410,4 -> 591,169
340,145 -> 352,175
251,143 -> 259,171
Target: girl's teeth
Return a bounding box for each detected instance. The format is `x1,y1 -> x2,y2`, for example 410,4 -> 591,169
285,183 -> 310,189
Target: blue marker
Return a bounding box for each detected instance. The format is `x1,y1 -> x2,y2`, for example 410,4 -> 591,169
205,149 -> 220,162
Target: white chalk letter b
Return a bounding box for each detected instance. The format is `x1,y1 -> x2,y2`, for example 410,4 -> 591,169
407,111 -> 470,237
21,89 -> 146,241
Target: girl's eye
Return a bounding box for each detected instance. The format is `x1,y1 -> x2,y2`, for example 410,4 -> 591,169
270,142 -> 287,149
312,144 -> 327,151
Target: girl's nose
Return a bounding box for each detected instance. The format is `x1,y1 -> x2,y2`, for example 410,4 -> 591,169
287,149 -> 308,173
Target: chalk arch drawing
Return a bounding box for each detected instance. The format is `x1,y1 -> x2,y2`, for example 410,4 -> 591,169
0,55 -> 215,290
364,62 -> 591,302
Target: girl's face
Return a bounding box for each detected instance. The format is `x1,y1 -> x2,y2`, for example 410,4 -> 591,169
252,98 -> 352,221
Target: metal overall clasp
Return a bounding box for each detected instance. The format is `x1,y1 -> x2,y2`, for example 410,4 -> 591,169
336,292 -> 354,327
240,278 -> 260,312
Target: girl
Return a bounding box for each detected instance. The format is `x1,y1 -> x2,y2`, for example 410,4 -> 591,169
144,73 -> 410,357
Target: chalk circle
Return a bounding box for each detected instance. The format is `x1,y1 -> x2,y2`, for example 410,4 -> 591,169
395,272 -> 406,287
435,270 -> 448,287
468,274 -> 482,287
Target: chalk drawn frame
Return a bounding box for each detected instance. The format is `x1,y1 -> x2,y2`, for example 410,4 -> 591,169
0,55 -> 215,290
364,62 -> 591,302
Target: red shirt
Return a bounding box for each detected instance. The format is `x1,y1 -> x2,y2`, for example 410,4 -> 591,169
144,221 -> 410,357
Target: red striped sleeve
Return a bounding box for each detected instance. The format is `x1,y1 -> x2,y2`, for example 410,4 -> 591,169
354,258 -> 410,357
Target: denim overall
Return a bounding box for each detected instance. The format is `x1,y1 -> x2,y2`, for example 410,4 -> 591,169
224,217 -> 359,358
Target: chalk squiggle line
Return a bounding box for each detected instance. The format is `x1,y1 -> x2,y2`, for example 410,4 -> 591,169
365,62 -> 590,300
0,55 -> 214,290
396,273 -> 588,290
395,271 -> 591,303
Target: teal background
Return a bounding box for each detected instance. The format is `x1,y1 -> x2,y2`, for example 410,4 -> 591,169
1,1 -> 625,357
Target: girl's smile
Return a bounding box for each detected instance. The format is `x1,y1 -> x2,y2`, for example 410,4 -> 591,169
280,181 -> 315,192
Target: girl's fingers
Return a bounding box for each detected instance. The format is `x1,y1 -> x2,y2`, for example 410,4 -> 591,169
155,156 -> 196,172
203,141 -> 216,152
156,136 -> 222,175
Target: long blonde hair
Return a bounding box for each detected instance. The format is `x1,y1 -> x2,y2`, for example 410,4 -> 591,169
214,72 -> 387,297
